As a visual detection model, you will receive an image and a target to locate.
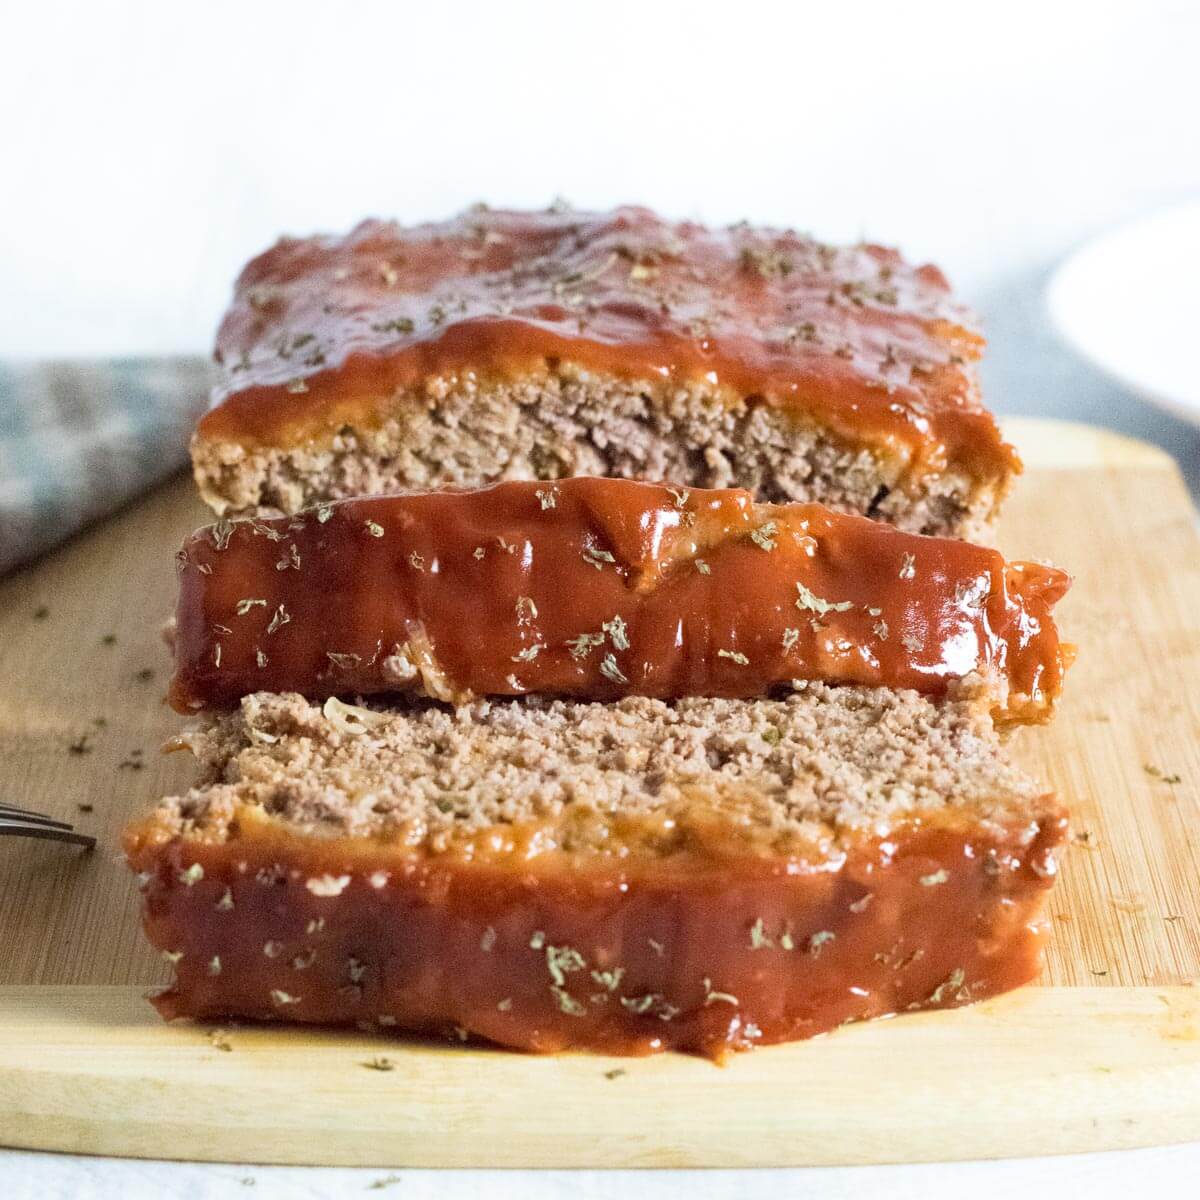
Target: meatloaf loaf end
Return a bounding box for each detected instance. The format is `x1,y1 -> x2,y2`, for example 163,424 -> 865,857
124,681 -> 1066,1059
192,206 -> 1018,538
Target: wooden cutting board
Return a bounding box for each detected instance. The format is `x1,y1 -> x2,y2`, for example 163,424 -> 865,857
1,418 -> 1198,1167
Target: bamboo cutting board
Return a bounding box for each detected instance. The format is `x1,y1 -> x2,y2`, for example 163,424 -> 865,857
0,418 -> 1198,1167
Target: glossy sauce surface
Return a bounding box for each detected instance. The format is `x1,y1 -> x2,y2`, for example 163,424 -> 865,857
125,807 -> 1066,1059
171,478 -> 1069,722
202,206 -> 1016,485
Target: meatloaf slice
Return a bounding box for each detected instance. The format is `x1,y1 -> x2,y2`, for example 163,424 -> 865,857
192,206 -> 1017,538
124,682 -> 1066,1059
170,478 -> 1071,724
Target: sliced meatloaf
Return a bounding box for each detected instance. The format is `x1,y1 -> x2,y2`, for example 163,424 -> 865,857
124,682 -> 1066,1059
192,206 -> 1018,538
170,478 -> 1070,723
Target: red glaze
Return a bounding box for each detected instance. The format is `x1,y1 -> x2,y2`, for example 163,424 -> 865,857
124,806 -> 1067,1059
201,206 -> 1016,488
171,478 -> 1070,724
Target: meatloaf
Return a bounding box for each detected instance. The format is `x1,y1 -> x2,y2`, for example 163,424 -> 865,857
192,206 -> 1018,538
124,682 -> 1066,1059
170,478 -> 1069,723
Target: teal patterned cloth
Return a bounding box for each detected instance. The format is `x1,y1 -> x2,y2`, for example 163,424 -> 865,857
0,357 -> 211,574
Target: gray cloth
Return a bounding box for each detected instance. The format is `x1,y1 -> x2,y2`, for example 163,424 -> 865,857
0,357 -> 211,574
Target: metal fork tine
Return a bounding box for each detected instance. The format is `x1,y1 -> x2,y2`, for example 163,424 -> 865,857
0,816 -> 96,849
0,804 -> 75,830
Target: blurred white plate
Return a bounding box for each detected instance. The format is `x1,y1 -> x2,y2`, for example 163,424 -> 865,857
1047,201 -> 1200,427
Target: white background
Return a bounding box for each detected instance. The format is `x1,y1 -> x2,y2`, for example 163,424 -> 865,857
2,0 -> 1199,362
2,0 -> 1200,1195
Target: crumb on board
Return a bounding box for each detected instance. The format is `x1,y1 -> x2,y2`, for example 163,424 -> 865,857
1144,764 -> 1182,784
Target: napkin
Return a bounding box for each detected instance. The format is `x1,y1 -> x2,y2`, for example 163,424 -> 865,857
0,357 -> 211,574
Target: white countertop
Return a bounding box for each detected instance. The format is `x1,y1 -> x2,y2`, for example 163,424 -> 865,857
4,1144 -> 1200,1199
